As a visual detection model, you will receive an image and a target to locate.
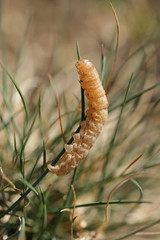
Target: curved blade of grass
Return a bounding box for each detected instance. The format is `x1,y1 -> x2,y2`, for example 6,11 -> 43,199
131,179 -> 143,199
18,217 -> 25,240
0,63 -> 29,122
105,173 -> 147,221
105,2 -> 120,92
2,173 -> 20,192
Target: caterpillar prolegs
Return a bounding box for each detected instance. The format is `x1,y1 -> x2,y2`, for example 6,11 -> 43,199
47,59 -> 108,176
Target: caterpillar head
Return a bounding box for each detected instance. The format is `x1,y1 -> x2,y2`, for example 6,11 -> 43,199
76,59 -> 93,76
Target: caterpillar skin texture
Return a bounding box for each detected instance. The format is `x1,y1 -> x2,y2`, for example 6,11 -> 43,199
47,59 -> 108,176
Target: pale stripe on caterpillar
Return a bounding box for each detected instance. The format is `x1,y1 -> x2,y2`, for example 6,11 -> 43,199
47,59 -> 108,176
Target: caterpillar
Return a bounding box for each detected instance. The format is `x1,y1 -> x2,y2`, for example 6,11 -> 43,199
47,58 -> 108,176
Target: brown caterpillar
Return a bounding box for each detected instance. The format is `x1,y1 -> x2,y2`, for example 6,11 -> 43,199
47,59 -> 108,176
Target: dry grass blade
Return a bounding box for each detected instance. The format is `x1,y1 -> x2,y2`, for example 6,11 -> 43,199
0,167 -> 20,192
120,153 -> 144,176
48,74 -> 66,144
105,173 -> 149,221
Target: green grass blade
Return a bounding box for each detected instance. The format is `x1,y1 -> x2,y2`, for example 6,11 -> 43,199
40,188 -> 47,230
0,63 -> 29,122
19,178 -> 39,197
76,40 -> 81,60
51,200 -> 150,213
131,179 -> 143,199
19,111 -> 38,177
28,150 -> 44,182
103,73 -> 134,175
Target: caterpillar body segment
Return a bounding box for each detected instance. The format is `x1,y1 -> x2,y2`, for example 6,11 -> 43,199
47,59 -> 108,176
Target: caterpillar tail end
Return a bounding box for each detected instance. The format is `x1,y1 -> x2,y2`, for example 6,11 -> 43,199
47,163 -> 60,174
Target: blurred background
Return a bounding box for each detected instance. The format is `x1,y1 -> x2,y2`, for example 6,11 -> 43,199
0,0 -> 160,239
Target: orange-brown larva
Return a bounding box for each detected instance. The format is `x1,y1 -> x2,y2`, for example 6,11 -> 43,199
47,58 -> 108,176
